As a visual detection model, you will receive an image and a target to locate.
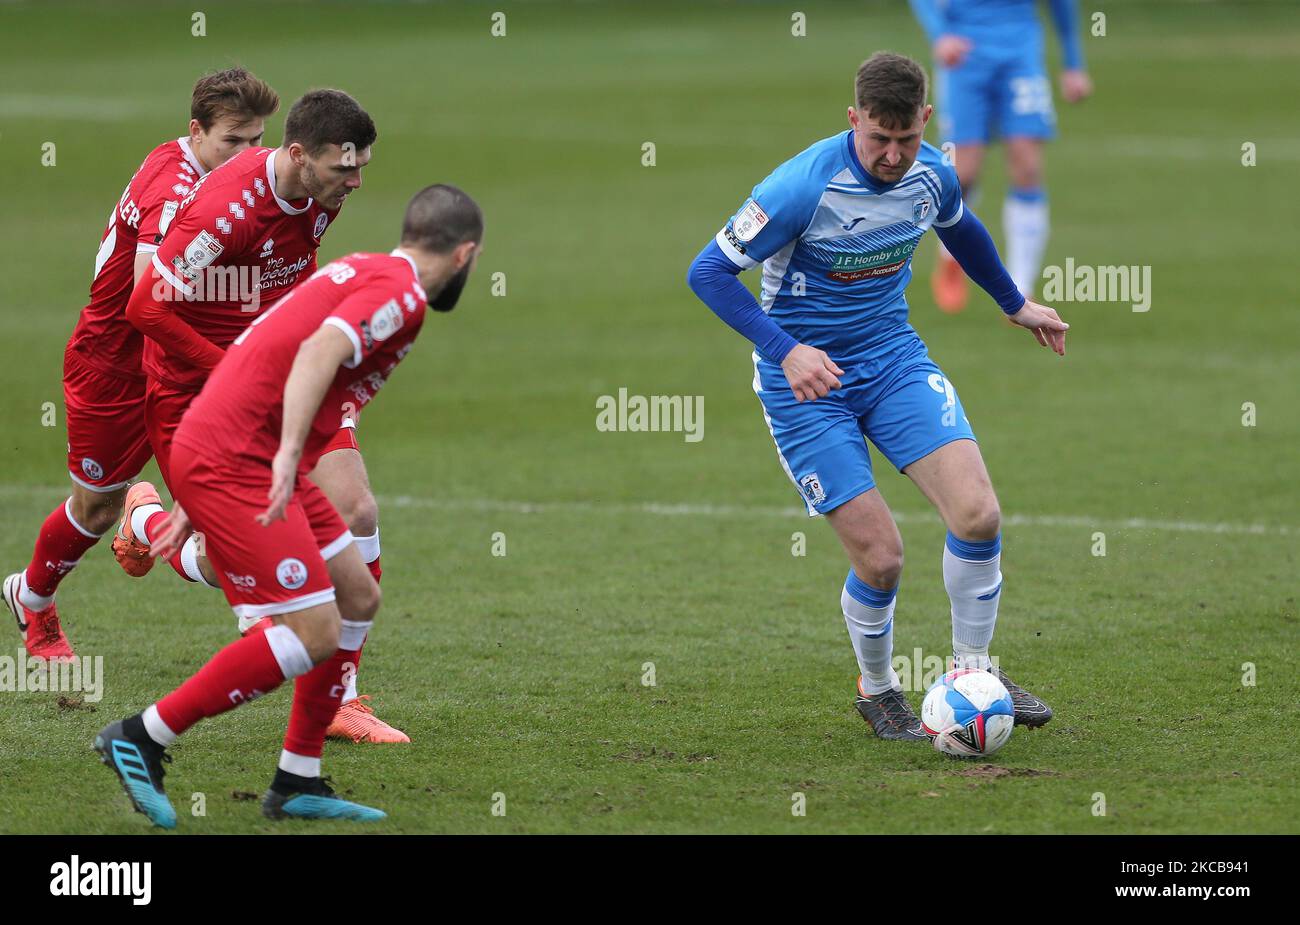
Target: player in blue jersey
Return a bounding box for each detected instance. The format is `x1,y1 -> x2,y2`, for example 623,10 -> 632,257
910,0 -> 1092,312
687,52 -> 1067,739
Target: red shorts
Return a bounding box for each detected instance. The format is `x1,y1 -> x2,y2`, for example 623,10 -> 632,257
169,439 -> 353,620
144,377 -> 199,489
64,347 -> 152,491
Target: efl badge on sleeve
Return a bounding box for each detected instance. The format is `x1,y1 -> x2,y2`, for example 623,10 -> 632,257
733,198 -> 770,243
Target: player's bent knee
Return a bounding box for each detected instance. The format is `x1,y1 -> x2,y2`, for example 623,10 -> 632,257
859,549 -> 904,590
346,491 -> 379,537
281,610 -> 342,664
952,501 -> 1001,541
338,580 -> 381,624
70,487 -> 126,536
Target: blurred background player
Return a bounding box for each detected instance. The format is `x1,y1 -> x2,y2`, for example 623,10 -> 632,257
909,0 -> 1092,310
687,52 -> 1065,740
2,68 -> 277,662
114,89 -> 408,743
93,185 -> 483,827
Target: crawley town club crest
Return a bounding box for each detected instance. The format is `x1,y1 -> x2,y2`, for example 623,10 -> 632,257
276,557 -> 308,590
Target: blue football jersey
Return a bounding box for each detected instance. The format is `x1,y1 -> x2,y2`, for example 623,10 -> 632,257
716,131 -> 962,363
930,0 -> 1046,36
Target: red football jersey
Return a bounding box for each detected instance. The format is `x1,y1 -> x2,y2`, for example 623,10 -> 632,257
69,137 -> 206,380
174,251 -> 428,473
144,146 -> 338,390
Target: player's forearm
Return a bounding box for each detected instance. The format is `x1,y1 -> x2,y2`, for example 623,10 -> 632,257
1047,0 -> 1085,70
688,241 -> 798,363
934,210 -> 1026,315
278,339 -> 342,459
908,0 -> 948,45
124,270 -> 225,370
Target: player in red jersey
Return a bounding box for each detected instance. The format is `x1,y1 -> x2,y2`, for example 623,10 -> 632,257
2,68 -> 279,662
115,89 -> 409,743
94,185 -> 483,826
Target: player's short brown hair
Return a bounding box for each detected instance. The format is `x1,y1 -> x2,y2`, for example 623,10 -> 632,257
283,89 -> 377,157
190,67 -> 279,130
400,184 -> 483,254
854,52 -> 928,129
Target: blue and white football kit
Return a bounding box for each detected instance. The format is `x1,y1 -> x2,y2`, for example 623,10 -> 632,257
688,133 -> 1023,517
688,130 -> 1042,711
910,0 -> 1085,145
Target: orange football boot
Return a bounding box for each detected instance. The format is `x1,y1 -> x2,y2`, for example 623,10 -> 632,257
931,252 -> 969,314
112,481 -> 162,577
327,696 -> 411,744
3,572 -> 74,661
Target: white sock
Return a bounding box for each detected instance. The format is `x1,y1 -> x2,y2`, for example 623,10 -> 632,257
1002,188 -> 1049,297
18,572 -> 55,611
342,673 -> 359,704
278,750 -> 321,778
130,503 -> 164,545
142,704 -> 178,746
841,571 -> 899,695
263,624 -> 315,679
944,532 -> 1002,670
353,529 -> 381,565
179,533 -> 219,588
338,619 -> 371,704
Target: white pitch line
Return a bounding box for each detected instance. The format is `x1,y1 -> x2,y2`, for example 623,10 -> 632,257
0,484 -> 1290,538
380,495 -> 1295,538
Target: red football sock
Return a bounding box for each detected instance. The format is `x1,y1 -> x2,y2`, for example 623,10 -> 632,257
284,646 -> 361,759
141,509 -> 195,583
24,500 -> 101,598
155,629 -> 299,736
366,555 -> 382,584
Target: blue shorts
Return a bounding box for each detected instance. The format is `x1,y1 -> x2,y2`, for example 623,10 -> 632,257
936,39 -> 1056,145
753,338 -> 976,515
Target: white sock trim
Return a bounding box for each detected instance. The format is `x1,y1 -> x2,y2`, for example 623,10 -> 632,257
130,503 -> 165,544
339,619 -> 372,651
142,704 -> 178,746
342,672 -> 359,704
353,529 -> 380,564
263,624 -> 315,679
63,498 -> 107,539
18,572 -> 55,611
278,750 -> 321,778
179,534 -> 219,588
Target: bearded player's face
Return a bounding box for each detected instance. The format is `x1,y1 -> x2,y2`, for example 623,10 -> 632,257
299,142 -> 371,211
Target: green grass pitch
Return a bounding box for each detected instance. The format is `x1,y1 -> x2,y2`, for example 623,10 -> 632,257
0,0 -> 1296,834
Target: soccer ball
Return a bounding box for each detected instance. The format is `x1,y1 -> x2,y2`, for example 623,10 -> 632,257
920,668 -> 1015,757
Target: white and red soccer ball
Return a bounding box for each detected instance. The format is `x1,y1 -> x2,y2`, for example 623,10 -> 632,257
921,668 -> 1015,757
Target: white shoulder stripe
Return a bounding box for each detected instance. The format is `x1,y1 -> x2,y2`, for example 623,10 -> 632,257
933,200 -> 964,228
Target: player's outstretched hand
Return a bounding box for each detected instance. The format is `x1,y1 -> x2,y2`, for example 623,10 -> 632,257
934,35 -> 973,68
1009,299 -> 1069,356
782,343 -> 844,402
150,503 -> 191,561
257,447 -> 299,526
1060,69 -> 1093,104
